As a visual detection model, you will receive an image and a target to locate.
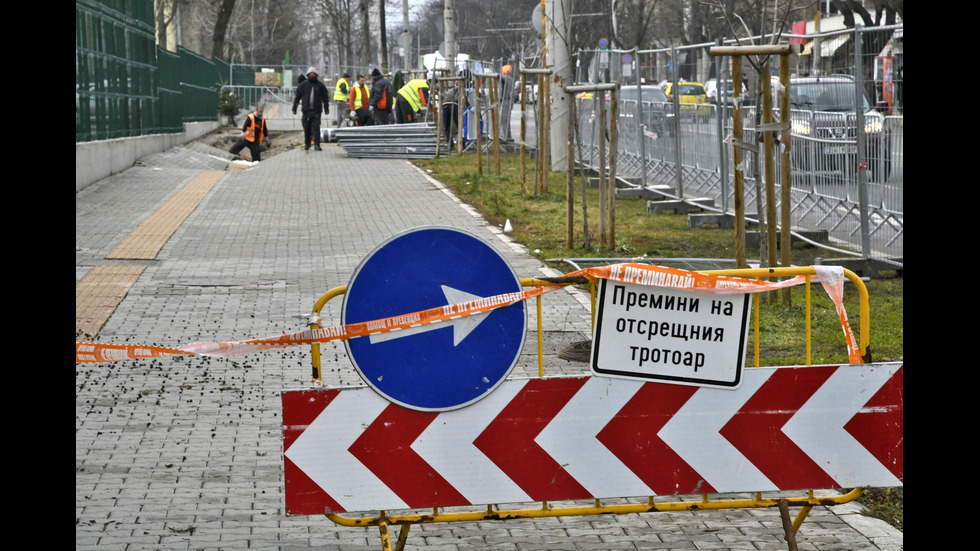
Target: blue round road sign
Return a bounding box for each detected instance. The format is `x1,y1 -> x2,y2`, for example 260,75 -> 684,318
342,226 -> 527,411
598,38 -> 609,49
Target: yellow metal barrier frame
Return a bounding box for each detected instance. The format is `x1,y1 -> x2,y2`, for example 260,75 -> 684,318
704,266 -> 871,365
328,489 -> 864,551
304,266 -> 871,551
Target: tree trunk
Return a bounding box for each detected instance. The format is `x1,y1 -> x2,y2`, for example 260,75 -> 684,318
340,1 -> 353,71
359,0 -> 371,68
155,0 -> 182,52
212,0 -> 238,60
155,0 -> 169,51
379,2 -> 388,73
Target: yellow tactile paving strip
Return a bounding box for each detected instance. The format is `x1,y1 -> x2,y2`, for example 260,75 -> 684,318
76,265 -> 146,339
106,170 -> 225,259
78,170 -> 224,338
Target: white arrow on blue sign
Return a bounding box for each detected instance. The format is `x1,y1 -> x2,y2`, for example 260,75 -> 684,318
342,226 -> 527,411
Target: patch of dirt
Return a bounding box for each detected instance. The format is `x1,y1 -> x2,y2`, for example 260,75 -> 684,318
199,126 -> 306,162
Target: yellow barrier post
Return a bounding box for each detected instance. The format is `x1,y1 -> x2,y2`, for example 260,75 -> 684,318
308,285 -> 347,386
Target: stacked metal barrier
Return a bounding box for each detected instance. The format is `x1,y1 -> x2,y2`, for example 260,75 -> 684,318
333,123 -> 439,159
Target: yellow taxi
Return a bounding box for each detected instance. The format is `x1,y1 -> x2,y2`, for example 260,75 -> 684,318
662,81 -> 711,121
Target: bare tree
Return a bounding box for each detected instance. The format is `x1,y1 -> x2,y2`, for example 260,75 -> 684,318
212,0 -> 238,59
411,0 -> 444,55
319,0 -> 356,73
832,0 -> 903,26
830,0 -> 903,63
358,0 -> 372,67
155,0 -> 183,51
828,0 -> 903,101
219,0 -> 303,65
405,0 -> 540,62
610,0 -> 660,49
154,0 -> 321,70
699,0 -> 810,83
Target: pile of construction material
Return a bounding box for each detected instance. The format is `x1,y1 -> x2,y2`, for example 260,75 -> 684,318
333,122 -> 440,159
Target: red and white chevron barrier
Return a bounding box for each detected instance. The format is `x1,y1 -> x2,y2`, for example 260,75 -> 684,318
283,363 -> 903,515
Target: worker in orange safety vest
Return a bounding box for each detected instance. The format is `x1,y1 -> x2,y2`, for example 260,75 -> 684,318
229,106 -> 268,161
348,74 -> 373,126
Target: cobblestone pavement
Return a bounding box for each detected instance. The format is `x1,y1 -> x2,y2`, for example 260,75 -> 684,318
76,141 -> 902,550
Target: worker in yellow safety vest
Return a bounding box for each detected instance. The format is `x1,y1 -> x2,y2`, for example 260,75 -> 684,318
395,78 -> 430,124
228,106 -> 268,161
348,74 -> 373,126
333,73 -> 351,127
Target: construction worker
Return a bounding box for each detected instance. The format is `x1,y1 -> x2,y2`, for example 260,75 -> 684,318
499,64 -> 515,142
333,73 -> 351,127
228,105 -> 268,161
348,74 -> 373,126
369,68 -> 394,125
395,78 -> 430,124
441,78 -> 467,148
292,67 -> 329,150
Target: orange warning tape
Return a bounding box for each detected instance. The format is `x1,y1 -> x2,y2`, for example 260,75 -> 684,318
75,264 -> 859,364
568,263 -> 808,293
567,263 -> 861,364
811,265 -> 863,364
76,285 -> 561,364
75,342 -> 195,363
176,285 -> 562,358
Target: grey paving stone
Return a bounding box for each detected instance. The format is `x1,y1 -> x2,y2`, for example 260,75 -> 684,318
76,143 -> 902,551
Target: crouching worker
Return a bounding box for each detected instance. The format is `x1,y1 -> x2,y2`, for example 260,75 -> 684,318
395,78 -> 430,124
229,106 -> 268,161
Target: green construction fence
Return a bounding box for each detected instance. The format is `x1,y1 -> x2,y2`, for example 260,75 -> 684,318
76,0 -> 257,143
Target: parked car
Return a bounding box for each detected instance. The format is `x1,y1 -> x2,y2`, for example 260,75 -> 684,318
777,74 -> 892,182
662,81 -> 711,121
704,77 -> 743,105
618,85 -> 675,137
514,83 -> 538,104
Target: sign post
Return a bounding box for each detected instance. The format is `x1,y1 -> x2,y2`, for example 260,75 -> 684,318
590,279 -> 751,388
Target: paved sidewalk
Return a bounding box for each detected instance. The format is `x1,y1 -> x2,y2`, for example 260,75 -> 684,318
76,141 -> 902,550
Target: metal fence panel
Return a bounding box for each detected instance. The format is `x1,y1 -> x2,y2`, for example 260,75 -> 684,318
76,0 -> 232,142
156,47 -> 183,134
76,0 -> 158,141
572,25 -> 903,269
177,46 -> 222,123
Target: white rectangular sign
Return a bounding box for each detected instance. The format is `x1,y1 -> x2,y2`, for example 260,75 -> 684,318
590,279 -> 751,389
